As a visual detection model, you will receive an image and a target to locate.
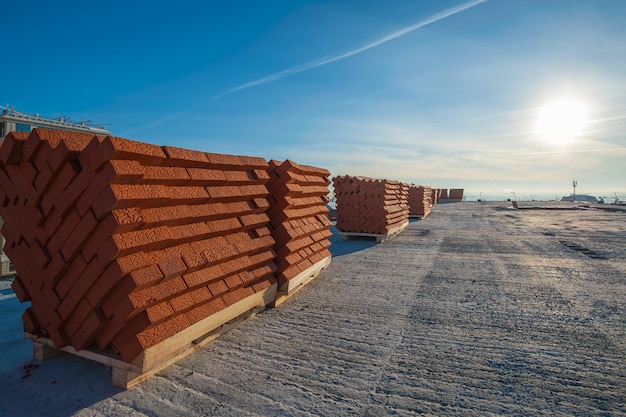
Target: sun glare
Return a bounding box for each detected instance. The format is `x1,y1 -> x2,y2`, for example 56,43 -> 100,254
536,99 -> 589,146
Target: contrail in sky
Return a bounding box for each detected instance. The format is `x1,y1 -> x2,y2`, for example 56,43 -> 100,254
212,0 -> 489,100
123,0 -> 488,136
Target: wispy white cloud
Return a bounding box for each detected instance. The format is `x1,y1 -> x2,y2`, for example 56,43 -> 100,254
212,0 -> 489,100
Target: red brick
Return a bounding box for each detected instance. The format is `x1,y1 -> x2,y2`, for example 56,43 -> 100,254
163,146 -> 209,167
164,185 -> 210,204
59,209 -> 98,262
100,135 -> 167,165
47,135 -> 94,173
207,279 -> 229,297
0,132 -> 27,166
140,165 -> 190,185
40,159 -> 81,216
63,299 -> 93,338
85,255 -> 150,308
46,208 -> 81,255
11,275 -> 31,302
92,184 -> 166,219
186,167 -> 228,185
54,253 -> 88,299
119,313 -> 191,362
80,213 -> 119,262
184,297 -> 227,325
75,159 -> 144,216
224,274 -> 243,290
33,160 -> 54,194
125,276 -> 187,312
221,286 -> 254,306
21,308 -> 41,334
204,153 -> 245,169
172,286 -> 213,313
69,308 -> 107,351
56,256 -> 104,320
100,264 -> 165,318
0,169 -> 17,206
4,165 -> 38,206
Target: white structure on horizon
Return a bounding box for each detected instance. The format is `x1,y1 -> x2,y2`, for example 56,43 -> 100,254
0,105 -> 111,275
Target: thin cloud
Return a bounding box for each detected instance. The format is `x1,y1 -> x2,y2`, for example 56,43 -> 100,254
212,0 -> 489,100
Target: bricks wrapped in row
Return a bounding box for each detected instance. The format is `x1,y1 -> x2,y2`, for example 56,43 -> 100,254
448,189 -> 464,201
333,175 -> 409,236
266,160 -> 332,292
0,128 -> 277,362
439,188 -> 449,200
431,188 -> 439,205
408,185 -> 432,218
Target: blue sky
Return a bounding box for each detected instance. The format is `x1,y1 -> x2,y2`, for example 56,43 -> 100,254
4,0 -> 626,200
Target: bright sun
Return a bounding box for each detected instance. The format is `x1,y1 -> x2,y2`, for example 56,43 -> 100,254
536,99 -> 589,146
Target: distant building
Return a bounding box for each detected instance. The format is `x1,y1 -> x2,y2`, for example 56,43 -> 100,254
1,105 -> 110,142
0,105 -> 111,275
560,194 -> 598,203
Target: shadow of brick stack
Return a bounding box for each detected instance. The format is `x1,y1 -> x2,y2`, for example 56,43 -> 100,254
408,185 -> 433,219
333,175 -> 409,241
0,129 -> 278,363
266,160 -> 332,303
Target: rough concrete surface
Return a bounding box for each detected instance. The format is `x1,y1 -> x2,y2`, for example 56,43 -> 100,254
1,202 -> 624,416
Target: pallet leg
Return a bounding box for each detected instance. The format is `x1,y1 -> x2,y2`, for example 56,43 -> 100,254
33,341 -> 63,360
112,367 -> 144,390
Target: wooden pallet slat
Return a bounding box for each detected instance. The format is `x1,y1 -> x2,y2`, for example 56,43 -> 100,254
26,283 -> 277,389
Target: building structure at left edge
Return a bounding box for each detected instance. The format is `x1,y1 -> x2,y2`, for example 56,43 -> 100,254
0,105 -> 111,276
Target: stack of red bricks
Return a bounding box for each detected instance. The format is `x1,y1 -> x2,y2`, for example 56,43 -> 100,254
266,160 -> 332,291
439,188 -> 449,200
430,188 -> 439,205
0,129 -> 277,362
333,175 -> 409,235
408,185 -> 432,218
448,188 -> 464,201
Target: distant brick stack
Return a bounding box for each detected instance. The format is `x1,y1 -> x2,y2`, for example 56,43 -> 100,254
266,160 -> 332,294
439,189 -> 449,200
431,188 -> 439,205
0,129 -> 277,362
408,185 -> 432,218
333,175 -> 409,238
448,189 -> 464,201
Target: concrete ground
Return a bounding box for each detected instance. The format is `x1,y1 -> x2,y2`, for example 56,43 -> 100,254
0,201 -> 624,416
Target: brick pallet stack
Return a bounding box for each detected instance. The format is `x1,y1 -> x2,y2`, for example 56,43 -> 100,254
449,188 -> 464,201
408,185 -> 432,218
439,188 -> 449,201
431,188 -> 439,205
333,175 -> 409,237
266,160 -> 332,295
0,129 -> 277,362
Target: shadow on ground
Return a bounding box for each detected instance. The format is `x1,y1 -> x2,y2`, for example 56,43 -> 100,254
0,280 -> 122,417
328,225 -> 377,257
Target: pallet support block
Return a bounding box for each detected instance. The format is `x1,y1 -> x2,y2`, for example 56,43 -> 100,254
26,283 -> 277,389
338,220 -> 409,243
272,255 -> 331,307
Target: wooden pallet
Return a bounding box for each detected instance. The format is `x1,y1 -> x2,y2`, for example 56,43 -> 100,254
337,220 -> 409,243
27,283 -> 277,389
272,255 -> 331,307
408,212 -> 430,220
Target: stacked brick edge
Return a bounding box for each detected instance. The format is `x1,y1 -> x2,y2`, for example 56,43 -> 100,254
267,160 -> 333,291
